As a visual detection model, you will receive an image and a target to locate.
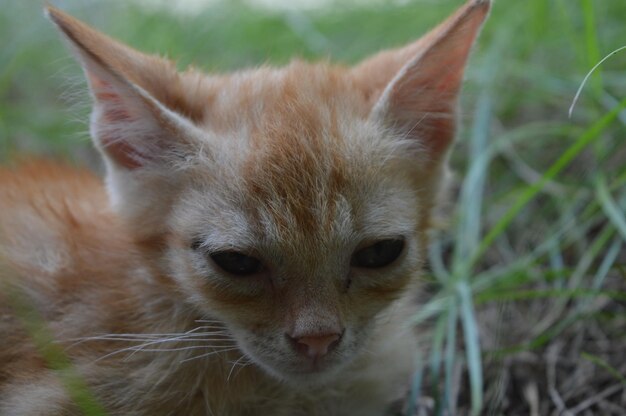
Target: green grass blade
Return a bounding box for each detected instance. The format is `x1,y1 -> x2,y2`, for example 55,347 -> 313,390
596,175 -> 626,241
529,0 -> 548,39
581,0 -> 603,96
473,97 -> 626,266
457,282 -> 483,416
428,237 -> 451,283
575,236 -> 623,313
412,294 -> 450,326
581,352 -> 626,387
590,238 -> 622,291
405,352 -> 424,416
453,88 -> 492,270
429,313 -> 448,416
443,301 -> 458,413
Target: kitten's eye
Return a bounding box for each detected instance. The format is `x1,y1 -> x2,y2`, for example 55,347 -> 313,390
210,251 -> 262,276
351,238 -> 405,269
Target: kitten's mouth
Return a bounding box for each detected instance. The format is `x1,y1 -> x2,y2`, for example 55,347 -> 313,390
294,355 -> 337,373
272,348 -> 354,383
250,348 -> 348,383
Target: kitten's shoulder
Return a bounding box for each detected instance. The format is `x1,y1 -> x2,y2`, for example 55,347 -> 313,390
0,159 -> 106,221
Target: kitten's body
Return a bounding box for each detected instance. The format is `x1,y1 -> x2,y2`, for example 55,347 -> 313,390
0,2 -> 489,415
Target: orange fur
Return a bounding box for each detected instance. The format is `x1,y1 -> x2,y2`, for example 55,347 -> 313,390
1,2 -> 489,414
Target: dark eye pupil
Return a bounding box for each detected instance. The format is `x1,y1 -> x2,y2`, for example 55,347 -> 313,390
210,251 -> 262,276
351,238 -> 405,268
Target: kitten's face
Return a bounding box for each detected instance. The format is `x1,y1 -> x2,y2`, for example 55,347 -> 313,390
48,0 -> 488,385
164,71 -> 425,380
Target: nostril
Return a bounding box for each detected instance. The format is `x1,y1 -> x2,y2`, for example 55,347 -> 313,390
287,332 -> 342,358
299,334 -> 340,357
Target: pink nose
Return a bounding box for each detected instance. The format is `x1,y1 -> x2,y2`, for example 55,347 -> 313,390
290,333 -> 341,358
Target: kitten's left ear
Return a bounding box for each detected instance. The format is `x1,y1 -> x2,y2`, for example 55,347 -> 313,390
46,6 -> 208,236
353,0 -> 490,163
46,5 -> 204,171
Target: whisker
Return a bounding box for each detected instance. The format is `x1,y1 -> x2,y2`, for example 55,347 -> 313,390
65,322 -> 237,364
122,333 -> 234,360
94,343 -> 237,363
194,319 -> 225,325
68,325 -> 226,341
64,333 -> 231,350
180,348 -> 240,364
227,357 -> 254,382
64,326 -> 230,346
227,355 -> 248,382
122,345 -> 238,355
70,334 -> 229,342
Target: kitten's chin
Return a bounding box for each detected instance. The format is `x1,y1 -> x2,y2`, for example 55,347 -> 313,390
251,352 -> 357,387
261,363 -> 348,386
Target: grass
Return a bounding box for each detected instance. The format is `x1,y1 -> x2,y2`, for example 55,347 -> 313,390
2,0 -> 625,414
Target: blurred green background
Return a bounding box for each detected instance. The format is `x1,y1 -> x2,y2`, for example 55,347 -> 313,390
2,0 -> 625,414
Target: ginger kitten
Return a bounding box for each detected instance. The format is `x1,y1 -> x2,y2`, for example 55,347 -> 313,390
0,1 -> 489,415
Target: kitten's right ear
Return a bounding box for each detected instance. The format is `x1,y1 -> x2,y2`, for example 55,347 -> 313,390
352,0 -> 490,165
46,6 -> 202,170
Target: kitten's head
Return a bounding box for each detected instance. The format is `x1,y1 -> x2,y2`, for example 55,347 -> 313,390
48,0 -> 489,383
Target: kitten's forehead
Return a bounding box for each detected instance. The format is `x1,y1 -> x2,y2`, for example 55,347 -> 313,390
240,121 -> 418,252
241,74 -> 404,233
201,61 -> 370,134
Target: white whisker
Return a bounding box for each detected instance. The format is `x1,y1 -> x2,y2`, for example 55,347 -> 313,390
68,325 -> 226,340
180,348 -> 240,364
122,345 -> 237,354
64,333 -> 230,351
64,325 -> 232,349
122,332 -> 234,360
227,357 -> 254,382
94,343 -> 237,363
69,324 -> 237,363
194,319 -> 225,325
70,334 -> 227,342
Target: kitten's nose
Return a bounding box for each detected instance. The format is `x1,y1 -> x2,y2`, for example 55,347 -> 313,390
288,332 -> 341,358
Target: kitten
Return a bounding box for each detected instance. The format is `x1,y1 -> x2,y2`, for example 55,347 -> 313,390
0,1 -> 489,415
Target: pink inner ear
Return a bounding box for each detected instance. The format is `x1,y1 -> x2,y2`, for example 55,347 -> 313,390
88,74 -> 111,92
383,30 -> 485,159
371,1 -> 490,162
426,118 -> 455,155
432,58 -> 465,93
90,76 -> 134,122
387,79 -> 458,155
100,136 -> 144,170
88,74 -> 146,170
102,107 -> 132,123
